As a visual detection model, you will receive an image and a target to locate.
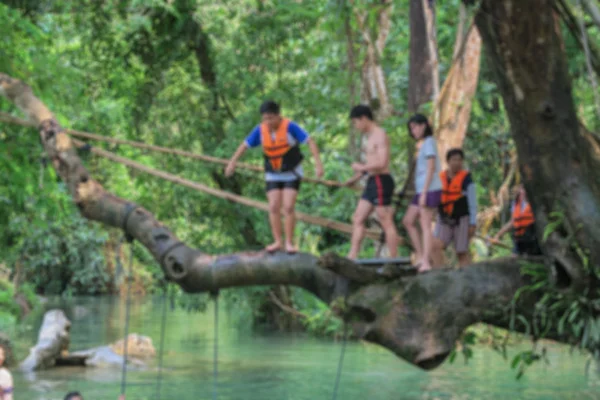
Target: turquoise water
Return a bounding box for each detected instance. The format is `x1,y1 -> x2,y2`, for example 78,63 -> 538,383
9,296 -> 600,399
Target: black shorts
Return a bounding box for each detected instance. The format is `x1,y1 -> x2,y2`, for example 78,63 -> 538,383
361,174 -> 395,206
266,179 -> 301,192
514,239 -> 543,256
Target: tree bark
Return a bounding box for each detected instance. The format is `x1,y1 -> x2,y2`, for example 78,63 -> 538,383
354,0 -> 393,120
435,24 -> 482,168
408,0 -> 433,112
471,0 -> 600,290
422,0 -> 440,116
581,0 -> 600,31
344,6 -> 360,159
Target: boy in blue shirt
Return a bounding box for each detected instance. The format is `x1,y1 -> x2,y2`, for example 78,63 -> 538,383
225,101 -> 324,253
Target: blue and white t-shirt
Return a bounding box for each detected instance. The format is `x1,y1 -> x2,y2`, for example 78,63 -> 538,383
245,121 -> 310,182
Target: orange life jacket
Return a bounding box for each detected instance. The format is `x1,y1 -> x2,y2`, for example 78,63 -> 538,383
261,118 -> 303,172
513,199 -> 535,237
440,169 -> 469,217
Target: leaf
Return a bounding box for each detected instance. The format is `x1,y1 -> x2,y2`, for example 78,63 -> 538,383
448,349 -> 457,364
511,353 -> 522,369
517,315 -> 531,335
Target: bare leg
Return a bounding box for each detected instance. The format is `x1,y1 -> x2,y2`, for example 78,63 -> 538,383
418,206 -> 436,272
282,188 -> 299,253
348,200 -> 374,259
431,237 -> 447,268
266,189 -> 283,252
457,252 -> 472,267
375,206 -> 399,258
402,205 -> 422,264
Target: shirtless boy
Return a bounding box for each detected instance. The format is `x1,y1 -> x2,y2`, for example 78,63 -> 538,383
345,105 -> 399,259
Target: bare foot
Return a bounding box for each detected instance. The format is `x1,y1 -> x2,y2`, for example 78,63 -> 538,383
418,263 -> 432,273
410,252 -> 422,266
285,242 -> 297,254
266,242 -> 282,253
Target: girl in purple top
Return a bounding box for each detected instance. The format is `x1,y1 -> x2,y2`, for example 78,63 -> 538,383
403,114 -> 442,273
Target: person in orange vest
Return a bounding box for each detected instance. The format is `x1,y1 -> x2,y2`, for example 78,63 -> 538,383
225,101 -> 324,254
493,183 -> 542,256
432,148 -> 477,267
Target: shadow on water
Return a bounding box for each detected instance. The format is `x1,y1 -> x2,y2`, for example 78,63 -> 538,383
9,296 -> 600,399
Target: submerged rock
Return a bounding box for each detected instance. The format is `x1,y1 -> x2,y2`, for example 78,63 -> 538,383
110,333 -> 156,359
65,335 -> 155,368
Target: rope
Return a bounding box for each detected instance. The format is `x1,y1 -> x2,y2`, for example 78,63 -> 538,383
0,111 -> 389,240
66,138 -> 382,241
155,282 -> 169,400
212,293 -> 219,400
0,111 -> 349,189
120,238 -> 135,397
331,321 -> 348,400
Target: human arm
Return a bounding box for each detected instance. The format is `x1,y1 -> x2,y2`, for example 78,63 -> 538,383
225,126 -> 260,177
493,220 -> 514,241
343,172 -> 363,187
419,138 -> 437,207
306,138 -> 324,178
418,158 -> 436,207
225,142 -> 249,177
289,122 -> 323,178
465,174 -> 478,237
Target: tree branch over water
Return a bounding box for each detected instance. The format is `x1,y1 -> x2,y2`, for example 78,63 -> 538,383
0,71 -> 534,369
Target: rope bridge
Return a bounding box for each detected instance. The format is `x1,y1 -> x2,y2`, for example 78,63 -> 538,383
0,111 -> 381,240
0,111 -> 350,188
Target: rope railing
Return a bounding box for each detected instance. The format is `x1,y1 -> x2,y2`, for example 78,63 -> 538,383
0,112 -> 352,189
65,137 -> 381,240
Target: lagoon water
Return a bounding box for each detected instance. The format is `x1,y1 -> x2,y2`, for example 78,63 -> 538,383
8,296 -> 599,399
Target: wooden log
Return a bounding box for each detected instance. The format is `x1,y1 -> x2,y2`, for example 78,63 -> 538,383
20,310 -> 70,371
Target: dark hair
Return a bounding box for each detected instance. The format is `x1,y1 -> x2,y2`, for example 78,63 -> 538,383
349,105 -> 374,121
259,100 -> 280,115
446,148 -> 464,161
407,113 -> 433,139
64,392 -> 83,400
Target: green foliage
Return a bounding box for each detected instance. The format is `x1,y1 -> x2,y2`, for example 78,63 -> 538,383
8,208 -> 110,295
503,211 -> 600,378
448,329 -> 477,365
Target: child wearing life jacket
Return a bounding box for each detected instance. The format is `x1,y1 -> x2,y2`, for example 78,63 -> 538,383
225,101 -> 324,254
493,184 -> 542,256
403,114 -> 443,272
432,148 -> 478,267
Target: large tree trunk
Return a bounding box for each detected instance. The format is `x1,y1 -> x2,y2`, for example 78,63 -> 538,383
435,24 -> 482,168
408,0 -> 434,112
471,0 -> 600,290
354,0 -> 393,120
422,0 -> 440,115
